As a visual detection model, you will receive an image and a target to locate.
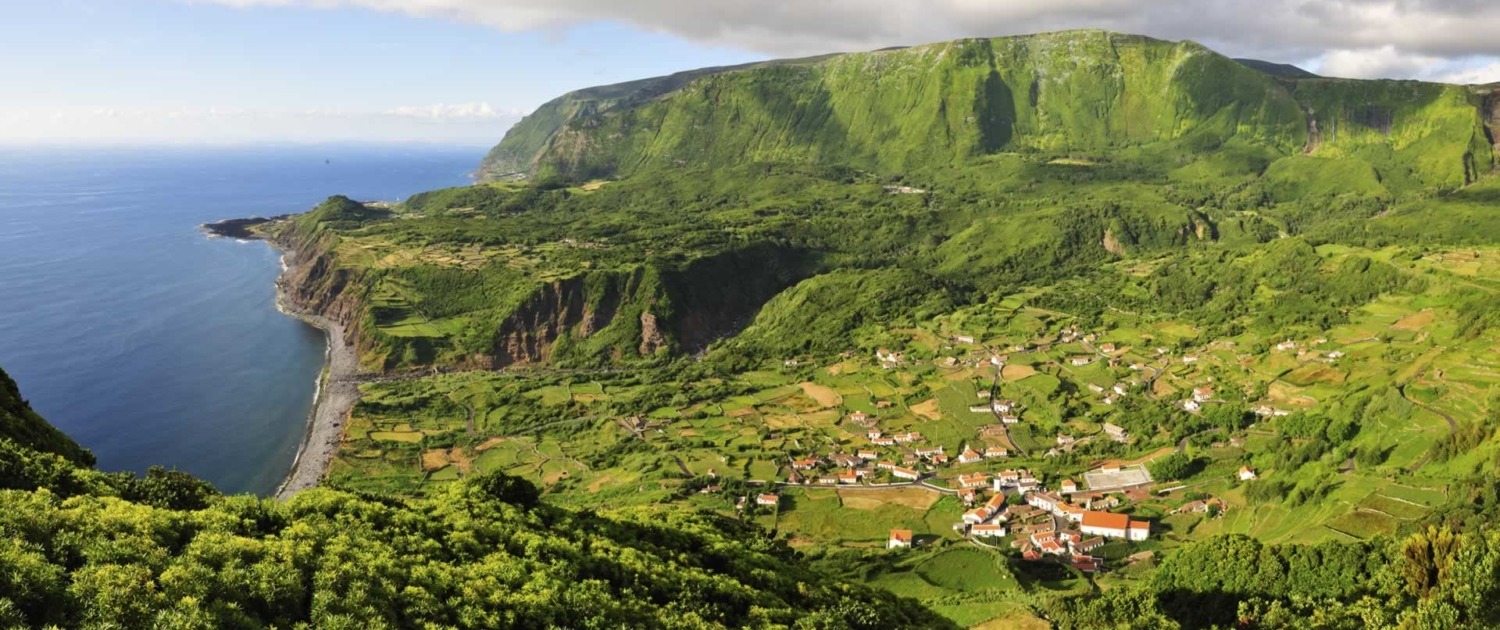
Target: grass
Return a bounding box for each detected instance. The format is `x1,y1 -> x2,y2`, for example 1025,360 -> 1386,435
325,243 -> 1497,581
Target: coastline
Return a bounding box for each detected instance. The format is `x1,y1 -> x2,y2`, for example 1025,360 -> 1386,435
269,247 -> 361,500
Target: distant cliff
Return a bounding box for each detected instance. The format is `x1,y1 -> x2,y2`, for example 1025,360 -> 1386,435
271,196 -> 812,373
483,29 -> 1492,190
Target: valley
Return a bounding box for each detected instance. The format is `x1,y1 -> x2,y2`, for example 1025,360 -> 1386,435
224,33 -> 1500,625
5,28 -> 1499,629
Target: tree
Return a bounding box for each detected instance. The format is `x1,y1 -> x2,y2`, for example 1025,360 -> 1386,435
469,469 -> 541,509
1149,452 -> 1193,481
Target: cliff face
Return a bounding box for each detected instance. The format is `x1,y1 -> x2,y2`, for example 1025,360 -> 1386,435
274,213 -> 810,373
1288,78 -> 1494,189
525,33 -> 1307,181
486,29 -> 1493,191
1484,87 -> 1500,165
274,227 -> 369,352
487,245 -> 811,367
0,367 -> 93,467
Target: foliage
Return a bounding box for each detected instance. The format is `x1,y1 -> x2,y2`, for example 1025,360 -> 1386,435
1148,452 -> 1193,481
0,367 -> 93,466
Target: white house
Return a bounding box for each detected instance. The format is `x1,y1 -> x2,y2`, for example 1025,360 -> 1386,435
1070,356 -> 1095,366
971,523 -> 1006,538
1239,466 -> 1258,481
756,494 -> 779,507
891,466 -> 920,481
1192,386 -> 1214,403
1103,423 -> 1128,442
963,507 -> 994,524
1182,399 -> 1201,413
888,529 -> 913,549
915,445 -> 945,458
958,472 -> 988,489
1081,511 -> 1150,541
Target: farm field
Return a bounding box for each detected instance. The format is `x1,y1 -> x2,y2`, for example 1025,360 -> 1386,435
326,243 -> 1498,626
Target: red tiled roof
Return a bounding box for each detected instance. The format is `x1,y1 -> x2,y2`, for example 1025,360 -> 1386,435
1082,511 -> 1130,530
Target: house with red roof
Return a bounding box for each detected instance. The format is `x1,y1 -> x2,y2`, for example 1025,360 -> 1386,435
1080,511 -> 1150,541
958,472 -> 989,489
958,446 -> 984,464
888,529 -> 912,550
958,488 -> 976,505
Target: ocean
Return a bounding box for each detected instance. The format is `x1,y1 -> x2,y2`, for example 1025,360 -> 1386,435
0,144 -> 483,495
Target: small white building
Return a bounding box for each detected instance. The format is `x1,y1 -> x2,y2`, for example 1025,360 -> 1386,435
971,523 -> 1006,538
1239,466 -> 1258,481
1081,511 -> 1149,541
891,466 -> 920,481
1192,386 -> 1214,403
888,529 -> 913,549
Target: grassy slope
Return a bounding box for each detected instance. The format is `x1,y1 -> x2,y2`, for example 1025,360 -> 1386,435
0,367 -> 92,466
528,32 -> 1306,180
0,370 -> 957,629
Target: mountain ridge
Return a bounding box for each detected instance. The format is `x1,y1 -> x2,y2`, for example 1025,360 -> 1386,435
480,29 -> 1492,190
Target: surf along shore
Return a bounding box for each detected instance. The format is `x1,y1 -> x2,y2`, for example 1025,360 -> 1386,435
204,217 -> 360,499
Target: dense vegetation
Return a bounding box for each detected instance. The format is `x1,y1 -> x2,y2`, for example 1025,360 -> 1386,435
36,29 -> 1500,628
0,383 -> 953,628
0,366 -> 92,467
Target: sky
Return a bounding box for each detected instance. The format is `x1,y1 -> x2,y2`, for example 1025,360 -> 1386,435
4,0 -> 1500,145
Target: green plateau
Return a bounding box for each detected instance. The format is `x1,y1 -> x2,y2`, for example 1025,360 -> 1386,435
8,29 -> 1500,629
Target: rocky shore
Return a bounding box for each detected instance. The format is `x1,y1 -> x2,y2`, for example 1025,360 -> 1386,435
270,246 -> 362,500
200,215 -> 290,239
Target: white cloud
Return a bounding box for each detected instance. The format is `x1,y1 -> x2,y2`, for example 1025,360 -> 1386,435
386,102 -> 527,120
0,106 -> 523,145
195,0 -> 1500,71
1314,46 -> 1445,80
1434,61 -> 1500,85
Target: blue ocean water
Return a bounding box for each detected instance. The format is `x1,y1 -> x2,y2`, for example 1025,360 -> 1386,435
0,144 -> 483,495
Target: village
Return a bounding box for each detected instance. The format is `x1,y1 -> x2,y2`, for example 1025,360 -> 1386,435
726,325 -> 1294,575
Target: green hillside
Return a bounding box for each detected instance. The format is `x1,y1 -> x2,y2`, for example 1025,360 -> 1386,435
0,370 -> 952,629
0,366 -> 92,467
47,28 -> 1500,629
501,32 -> 1308,181
487,30 -> 1492,192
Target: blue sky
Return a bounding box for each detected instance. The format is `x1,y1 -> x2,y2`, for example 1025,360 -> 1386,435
0,1 -> 763,144
4,0 -> 1499,145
